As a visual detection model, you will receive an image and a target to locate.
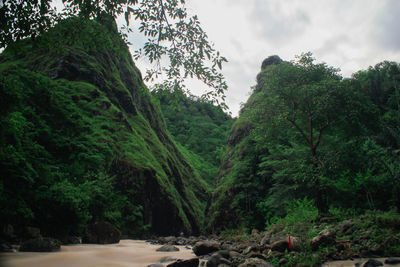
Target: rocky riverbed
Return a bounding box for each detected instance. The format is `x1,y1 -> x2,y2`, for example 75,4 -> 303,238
1,237 -> 400,267
2,214 -> 400,266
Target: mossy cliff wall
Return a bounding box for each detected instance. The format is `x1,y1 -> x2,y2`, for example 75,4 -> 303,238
0,16 -> 208,237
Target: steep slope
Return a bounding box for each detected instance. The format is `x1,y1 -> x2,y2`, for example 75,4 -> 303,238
0,15 -> 208,238
153,89 -> 233,184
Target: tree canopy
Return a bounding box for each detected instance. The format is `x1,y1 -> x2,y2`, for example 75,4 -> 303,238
209,53 -> 400,230
0,0 -> 228,104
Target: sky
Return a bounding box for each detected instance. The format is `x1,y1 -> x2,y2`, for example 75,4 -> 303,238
53,0 -> 400,117
177,0 -> 400,116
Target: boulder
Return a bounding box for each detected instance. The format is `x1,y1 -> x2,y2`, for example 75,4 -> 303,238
1,224 -> 15,241
206,252 -> 231,267
385,258 -> 400,264
238,257 -> 274,267
338,220 -> 354,234
156,245 -> 179,252
19,237 -> 61,252
167,258 -> 199,267
62,235 -> 81,245
271,240 -> 289,252
193,241 -> 220,256
83,221 -> 121,244
159,256 -> 177,263
362,259 -> 383,267
260,235 -> 270,246
147,264 -> 164,267
310,229 -> 336,250
23,226 -> 41,239
1,243 -> 15,252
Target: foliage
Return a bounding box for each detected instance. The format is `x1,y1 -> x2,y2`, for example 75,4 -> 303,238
0,17 -> 208,237
209,53 -> 400,231
153,89 -> 233,183
1,0 -> 228,104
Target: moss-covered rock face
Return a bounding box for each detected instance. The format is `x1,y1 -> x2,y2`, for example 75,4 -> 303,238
0,16 -> 208,237
206,57 -> 282,231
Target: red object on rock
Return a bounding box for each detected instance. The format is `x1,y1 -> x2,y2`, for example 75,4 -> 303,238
288,236 -> 292,249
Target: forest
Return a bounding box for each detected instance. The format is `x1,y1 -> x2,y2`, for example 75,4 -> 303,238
1,0 -> 400,266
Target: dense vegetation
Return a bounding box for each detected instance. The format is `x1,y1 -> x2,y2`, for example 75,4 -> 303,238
0,16 -> 210,239
209,54 -> 400,231
153,89 -> 233,183
1,6 -> 400,265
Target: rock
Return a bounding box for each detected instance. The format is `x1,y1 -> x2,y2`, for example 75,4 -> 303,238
1,243 -> 15,252
310,229 -> 336,250
147,264 -> 164,267
23,226 -> 41,239
279,258 -> 288,265
62,236 -> 81,244
156,245 -> 180,252
362,259 -> 383,267
243,246 -> 258,254
338,220 -> 354,234
19,237 -> 61,252
1,224 -> 15,240
167,258 -> 199,267
251,229 -> 261,239
271,240 -> 289,252
159,256 -> 177,263
161,236 -> 178,244
385,258 -> 400,264
229,250 -> 241,259
269,234 -> 286,244
207,252 -> 231,267
260,235 -> 270,246
83,221 -> 121,244
246,252 -> 267,260
238,257 -> 274,267
193,241 -> 220,256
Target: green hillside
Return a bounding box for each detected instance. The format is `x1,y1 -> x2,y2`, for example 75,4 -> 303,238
153,89 -> 233,184
0,15 -> 209,238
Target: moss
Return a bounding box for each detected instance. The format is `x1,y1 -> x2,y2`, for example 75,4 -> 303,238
0,16 -> 208,236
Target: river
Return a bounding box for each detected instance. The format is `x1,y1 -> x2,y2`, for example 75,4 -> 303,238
1,240 -> 399,267
0,240 -> 195,267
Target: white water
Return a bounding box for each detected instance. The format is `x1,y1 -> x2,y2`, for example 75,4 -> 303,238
0,240 -> 196,267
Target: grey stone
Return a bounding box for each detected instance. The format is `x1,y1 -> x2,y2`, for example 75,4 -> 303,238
193,241 -> 220,256
19,237 -> 61,252
83,221 -> 121,244
167,258 -> 199,267
362,259 -> 383,267
156,245 -> 179,252
385,258 -> 400,264
238,258 -> 274,267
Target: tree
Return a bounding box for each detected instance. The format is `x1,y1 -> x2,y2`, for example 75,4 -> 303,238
0,0 -> 228,105
255,53 -> 367,212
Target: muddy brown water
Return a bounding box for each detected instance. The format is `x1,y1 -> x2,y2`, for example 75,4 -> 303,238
0,240 -> 195,267
1,240 -> 399,267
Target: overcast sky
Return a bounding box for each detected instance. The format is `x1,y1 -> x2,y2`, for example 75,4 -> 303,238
53,0 -> 400,116
160,0 -> 400,116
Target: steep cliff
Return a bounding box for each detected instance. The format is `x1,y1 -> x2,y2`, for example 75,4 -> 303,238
0,15 -> 208,237
206,56 -> 283,231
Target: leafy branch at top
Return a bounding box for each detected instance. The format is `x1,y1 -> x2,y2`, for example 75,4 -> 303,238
0,0 -> 228,106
